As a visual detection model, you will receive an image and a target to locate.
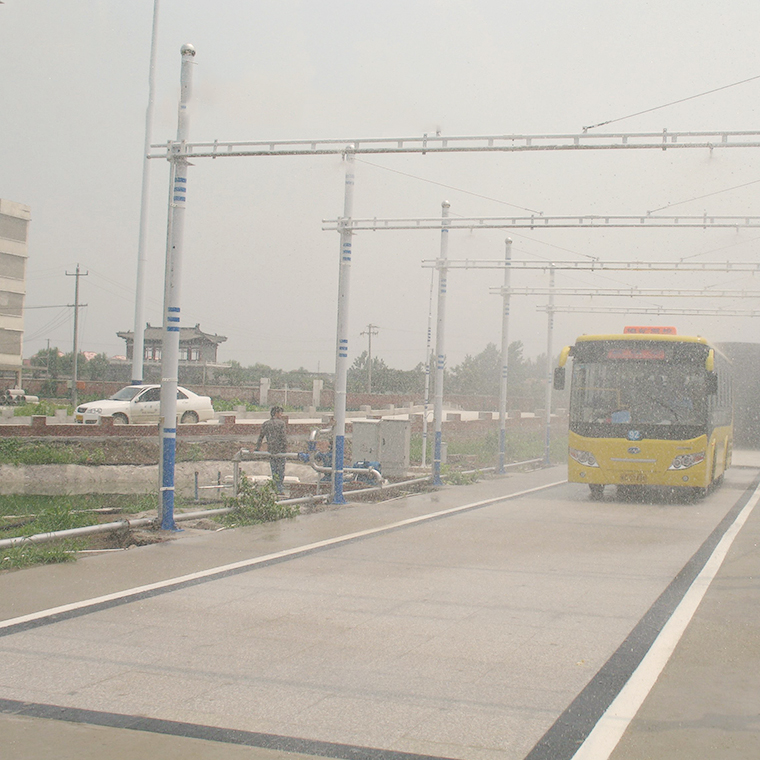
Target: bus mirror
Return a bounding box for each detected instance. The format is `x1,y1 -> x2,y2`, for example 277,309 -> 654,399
553,366 -> 566,391
706,373 -> 718,395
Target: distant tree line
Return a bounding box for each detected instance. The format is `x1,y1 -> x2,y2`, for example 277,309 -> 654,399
347,341 -> 550,406
28,342 -> 553,408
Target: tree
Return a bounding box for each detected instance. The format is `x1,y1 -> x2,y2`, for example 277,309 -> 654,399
79,353 -> 110,381
447,343 -> 501,396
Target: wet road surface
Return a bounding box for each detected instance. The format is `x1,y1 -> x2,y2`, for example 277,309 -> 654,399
2,459 -> 759,759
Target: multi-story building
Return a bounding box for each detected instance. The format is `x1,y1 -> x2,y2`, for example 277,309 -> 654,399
0,199 -> 30,386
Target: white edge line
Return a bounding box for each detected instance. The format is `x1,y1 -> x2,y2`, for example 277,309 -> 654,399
0,479 -> 567,631
571,482 -> 760,760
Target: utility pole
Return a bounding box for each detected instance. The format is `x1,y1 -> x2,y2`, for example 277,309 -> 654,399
360,323 -> 379,393
65,264 -> 88,408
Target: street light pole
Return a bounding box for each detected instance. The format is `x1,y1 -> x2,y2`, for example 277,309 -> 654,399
131,0 -> 160,386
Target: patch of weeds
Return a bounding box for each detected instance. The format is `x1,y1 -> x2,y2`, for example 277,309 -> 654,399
12,400 -> 64,417
79,447 -> 106,465
0,501 -> 97,569
0,439 -> 76,465
443,468 -> 480,486
0,493 -> 156,521
1,541 -> 81,570
25,501 -> 98,535
179,442 -> 205,462
219,475 -> 299,528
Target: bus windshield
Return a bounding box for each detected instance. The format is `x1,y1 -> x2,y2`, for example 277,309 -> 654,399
570,361 -> 707,426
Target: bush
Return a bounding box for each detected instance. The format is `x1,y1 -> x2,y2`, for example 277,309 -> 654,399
12,400 -> 65,417
219,474 -> 299,527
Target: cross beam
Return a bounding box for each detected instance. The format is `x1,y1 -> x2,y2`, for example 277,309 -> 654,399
535,305 -> 760,316
150,129 -> 760,159
324,215 -> 760,231
490,287 -> 760,298
422,259 -> 760,272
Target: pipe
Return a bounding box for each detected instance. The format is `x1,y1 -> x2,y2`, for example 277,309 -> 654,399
340,475 -> 432,498
460,457 -> 543,476
0,516 -> 157,551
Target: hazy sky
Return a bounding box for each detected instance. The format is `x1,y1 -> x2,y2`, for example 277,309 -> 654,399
3,0 -> 760,372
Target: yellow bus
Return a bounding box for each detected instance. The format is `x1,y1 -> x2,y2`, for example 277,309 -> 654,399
554,327 -> 733,499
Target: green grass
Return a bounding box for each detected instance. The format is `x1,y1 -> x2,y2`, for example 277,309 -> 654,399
11,400 -> 71,417
411,430 -> 568,468
0,439 -> 106,465
0,492 -> 188,570
1,542 -> 81,569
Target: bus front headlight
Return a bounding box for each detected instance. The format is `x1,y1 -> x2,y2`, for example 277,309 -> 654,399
569,448 -> 599,467
668,451 -> 706,470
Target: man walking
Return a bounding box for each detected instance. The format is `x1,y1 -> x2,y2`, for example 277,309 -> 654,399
255,406 -> 288,494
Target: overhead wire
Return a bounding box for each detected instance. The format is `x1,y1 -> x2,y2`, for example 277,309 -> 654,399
583,74 -> 760,131
354,157 -> 544,215
648,178 -> 760,215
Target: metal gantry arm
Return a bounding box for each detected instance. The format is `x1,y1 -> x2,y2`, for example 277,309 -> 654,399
536,305 -> 760,316
325,215 -> 760,231
424,259 -> 760,273
490,287 -> 760,298
149,129 -> 760,159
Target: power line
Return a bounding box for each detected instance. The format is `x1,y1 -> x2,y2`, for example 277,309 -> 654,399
355,157 -> 543,215
648,178 -> 760,214
583,74 -> 760,131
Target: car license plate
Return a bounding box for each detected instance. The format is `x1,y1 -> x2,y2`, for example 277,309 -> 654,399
620,472 -> 647,484
75,414 -> 83,422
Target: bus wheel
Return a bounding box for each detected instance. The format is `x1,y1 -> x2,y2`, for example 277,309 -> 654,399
589,484 -> 604,500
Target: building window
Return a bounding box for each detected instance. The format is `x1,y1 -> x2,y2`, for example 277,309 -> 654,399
144,346 -> 161,361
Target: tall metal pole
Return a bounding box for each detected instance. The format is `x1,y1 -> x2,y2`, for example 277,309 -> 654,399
158,43 -> 195,530
131,0 -> 160,385
498,238 -> 512,474
433,200 -> 450,486
421,268 -> 434,468
331,147 -> 355,504
66,264 -> 87,409
543,264 -> 556,465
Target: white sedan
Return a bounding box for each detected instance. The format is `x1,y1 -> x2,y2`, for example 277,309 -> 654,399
75,385 -> 214,425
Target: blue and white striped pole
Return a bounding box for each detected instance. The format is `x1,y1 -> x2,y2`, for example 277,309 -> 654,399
498,238 -> 512,474
433,201 -> 450,486
331,147 -> 355,504
158,43 -> 195,530
543,264 -> 556,466
421,268 -> 434,468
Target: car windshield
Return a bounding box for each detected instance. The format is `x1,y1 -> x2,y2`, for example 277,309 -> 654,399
110,386 -> 148,401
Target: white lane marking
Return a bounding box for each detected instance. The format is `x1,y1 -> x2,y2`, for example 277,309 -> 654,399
0,479 -> 567,632
572,482 -> 760,760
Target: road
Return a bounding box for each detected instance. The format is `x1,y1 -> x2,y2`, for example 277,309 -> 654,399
1,459 -> 758,759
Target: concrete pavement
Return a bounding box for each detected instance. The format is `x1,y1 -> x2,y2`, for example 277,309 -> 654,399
1,457 -> 759,759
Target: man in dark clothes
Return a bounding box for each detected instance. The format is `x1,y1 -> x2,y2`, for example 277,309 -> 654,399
255,406 -> 287,494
